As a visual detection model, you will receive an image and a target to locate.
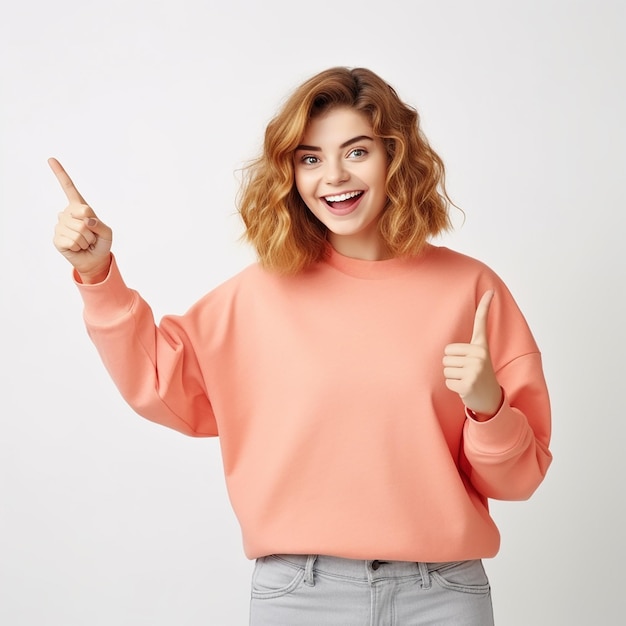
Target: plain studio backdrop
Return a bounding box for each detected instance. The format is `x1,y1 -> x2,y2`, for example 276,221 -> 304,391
1,1 -> 624,624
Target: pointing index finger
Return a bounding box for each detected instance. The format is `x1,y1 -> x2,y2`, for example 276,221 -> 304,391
48,157 -> 86,204
470,290 -> 494,346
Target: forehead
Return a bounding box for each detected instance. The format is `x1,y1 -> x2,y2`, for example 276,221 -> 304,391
301,107 -> 374,145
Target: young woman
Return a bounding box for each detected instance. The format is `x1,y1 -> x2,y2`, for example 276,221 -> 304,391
51,67 -> 552,625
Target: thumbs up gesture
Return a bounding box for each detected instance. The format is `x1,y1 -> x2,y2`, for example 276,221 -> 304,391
443,291 -> 503,419
50,158 -> 113,283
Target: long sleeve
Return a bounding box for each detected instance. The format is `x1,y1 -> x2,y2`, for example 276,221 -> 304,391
455,260 -> 552,501
462,352 -> 552,500
75,255 -> 217,436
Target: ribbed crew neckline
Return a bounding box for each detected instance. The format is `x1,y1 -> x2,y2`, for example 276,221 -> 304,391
324,244 -> 435,279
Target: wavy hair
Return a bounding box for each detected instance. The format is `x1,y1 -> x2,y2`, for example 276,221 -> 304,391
238,67 -> 452,273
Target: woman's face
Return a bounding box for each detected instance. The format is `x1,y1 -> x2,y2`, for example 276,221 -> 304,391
294,107 -> 389,260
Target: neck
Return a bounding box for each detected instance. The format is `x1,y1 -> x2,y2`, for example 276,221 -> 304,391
328,234 -> 392,261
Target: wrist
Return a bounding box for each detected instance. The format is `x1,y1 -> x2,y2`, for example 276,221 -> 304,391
465,387 -> 504,422
76,255 -> 112,284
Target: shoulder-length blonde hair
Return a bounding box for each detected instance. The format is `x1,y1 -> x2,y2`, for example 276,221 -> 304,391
238,67 -> 452,274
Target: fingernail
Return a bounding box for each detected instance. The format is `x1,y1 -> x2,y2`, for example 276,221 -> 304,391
86,218 -> 98,227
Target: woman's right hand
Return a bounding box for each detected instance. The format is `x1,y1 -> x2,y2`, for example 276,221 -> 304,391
50,157 -> 113,284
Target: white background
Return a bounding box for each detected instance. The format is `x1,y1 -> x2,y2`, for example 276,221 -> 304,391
1,1 -> 624,624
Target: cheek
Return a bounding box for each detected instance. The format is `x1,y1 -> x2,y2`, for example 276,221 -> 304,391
293,170 -> 305,194
292,176 -> 312,210
294,172 -> 315,200
374,159 -> 389,187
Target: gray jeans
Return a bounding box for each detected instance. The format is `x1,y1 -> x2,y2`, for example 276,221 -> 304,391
249,554 -> 494,625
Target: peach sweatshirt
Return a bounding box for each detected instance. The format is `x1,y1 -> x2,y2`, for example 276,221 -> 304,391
76,245 -> 552,561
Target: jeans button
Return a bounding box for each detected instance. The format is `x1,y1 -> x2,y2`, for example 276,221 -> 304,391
371,560 -> 381,571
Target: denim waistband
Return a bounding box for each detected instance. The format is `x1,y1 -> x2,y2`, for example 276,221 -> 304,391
269,554 -> 463,586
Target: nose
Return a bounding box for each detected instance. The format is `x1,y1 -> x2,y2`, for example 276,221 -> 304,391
324,159 -> 349,185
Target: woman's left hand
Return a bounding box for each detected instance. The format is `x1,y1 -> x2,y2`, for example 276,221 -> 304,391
443,291 -> 503,419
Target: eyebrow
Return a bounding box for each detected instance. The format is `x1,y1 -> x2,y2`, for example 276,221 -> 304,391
294,135 -> 374,152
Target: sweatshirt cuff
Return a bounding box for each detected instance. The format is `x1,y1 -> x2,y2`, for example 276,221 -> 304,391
463,394 -> 528,454
74,254 -> 136,324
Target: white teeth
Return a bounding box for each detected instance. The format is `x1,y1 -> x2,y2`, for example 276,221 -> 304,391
324,191 -> 362,203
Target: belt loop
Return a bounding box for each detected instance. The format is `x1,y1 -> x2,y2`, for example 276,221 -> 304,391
304,555 -> 317,587
418,562 -> 431,589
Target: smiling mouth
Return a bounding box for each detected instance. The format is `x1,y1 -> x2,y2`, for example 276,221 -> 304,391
323,190 -> 363,207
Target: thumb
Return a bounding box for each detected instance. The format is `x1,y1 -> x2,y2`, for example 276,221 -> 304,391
83,216 -> 112,241
470,290 -> 494,346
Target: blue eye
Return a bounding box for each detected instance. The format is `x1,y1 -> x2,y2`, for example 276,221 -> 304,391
301,155 -> 319,165
349,148 -> 366,158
